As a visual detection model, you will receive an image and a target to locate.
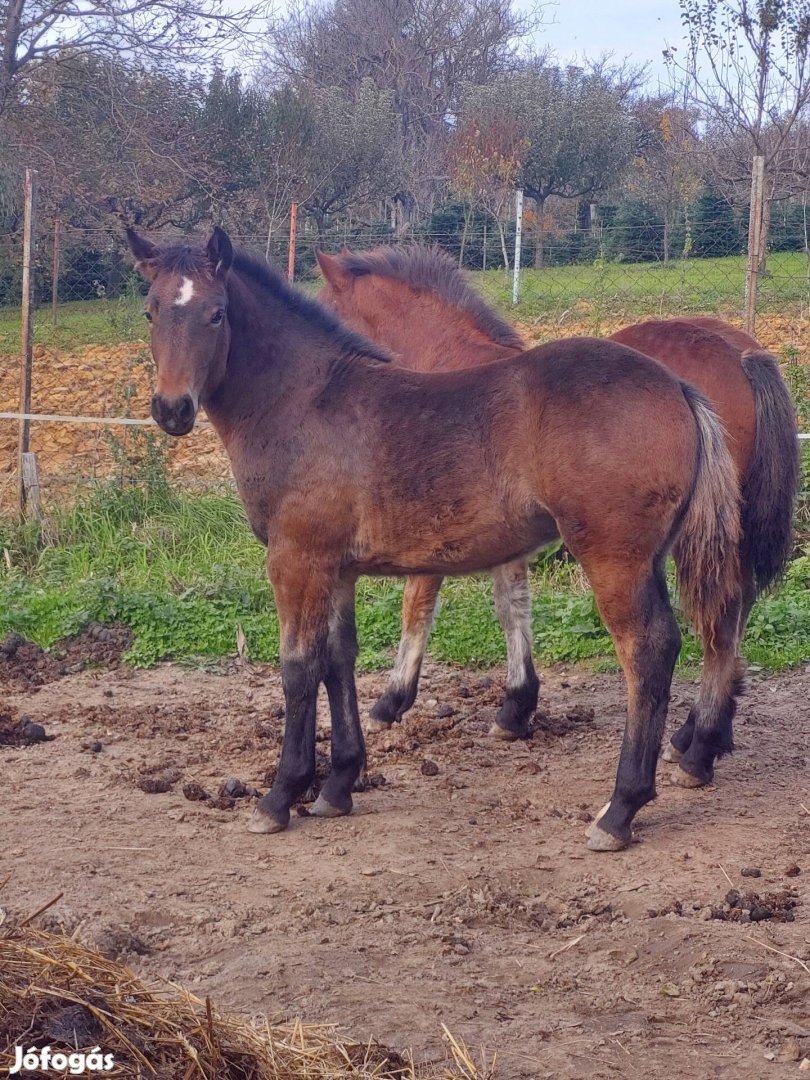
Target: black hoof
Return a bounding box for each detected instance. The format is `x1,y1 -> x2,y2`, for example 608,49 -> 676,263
492,698 -> 532,740
369,691 -> 406,727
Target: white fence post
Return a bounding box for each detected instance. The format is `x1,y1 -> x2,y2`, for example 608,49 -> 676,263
512,189 -> 524,305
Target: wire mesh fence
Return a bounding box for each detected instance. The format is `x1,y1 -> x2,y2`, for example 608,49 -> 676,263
1,213 -> 809,520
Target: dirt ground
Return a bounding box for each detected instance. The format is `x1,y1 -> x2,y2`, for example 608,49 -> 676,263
1,640 -> 809,1079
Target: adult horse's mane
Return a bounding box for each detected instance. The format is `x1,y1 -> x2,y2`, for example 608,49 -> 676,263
152,242 -> 392,364
335,246 -> 524,351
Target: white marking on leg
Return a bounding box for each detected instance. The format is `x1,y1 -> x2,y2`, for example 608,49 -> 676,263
389,623 -> 430,693
493,562 -> 533,689
174,276 -> 195,306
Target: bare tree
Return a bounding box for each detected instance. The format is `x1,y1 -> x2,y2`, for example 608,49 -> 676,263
667,0 -> 810,275
0,0 -> 269,119
262,0 -> 544,212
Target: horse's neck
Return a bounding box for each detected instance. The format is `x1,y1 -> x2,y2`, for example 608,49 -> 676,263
385,295 -> 520,372
204,283 -> 325,439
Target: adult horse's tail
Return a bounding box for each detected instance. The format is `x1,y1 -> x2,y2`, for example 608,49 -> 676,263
675,384 -> 742,640
739,350 -> 799,593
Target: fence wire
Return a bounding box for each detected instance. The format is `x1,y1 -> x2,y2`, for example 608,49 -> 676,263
1,216 -> 809,520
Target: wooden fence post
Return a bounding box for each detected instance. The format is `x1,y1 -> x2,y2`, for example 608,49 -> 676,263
18,167 -> 37,516
744,155 -> 765,336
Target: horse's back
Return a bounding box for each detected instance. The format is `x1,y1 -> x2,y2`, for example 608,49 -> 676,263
609,320 -> 756,476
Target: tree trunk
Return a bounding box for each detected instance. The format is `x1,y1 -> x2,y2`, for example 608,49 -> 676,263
310,207 -> 327,245
663,212 -> 670,265
533,196 -> 546,269
497,217 -> 509,270
459,205 -> 473,268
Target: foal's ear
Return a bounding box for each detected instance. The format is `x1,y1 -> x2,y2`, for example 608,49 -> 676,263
126,228 -> 160,281
206,226 -> 233,278
316,250 -> 353,291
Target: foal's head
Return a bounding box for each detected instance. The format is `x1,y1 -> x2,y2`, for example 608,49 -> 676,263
127,228 -> 233,435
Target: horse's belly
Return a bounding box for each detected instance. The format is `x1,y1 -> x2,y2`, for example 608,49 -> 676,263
355,505 -> 559,576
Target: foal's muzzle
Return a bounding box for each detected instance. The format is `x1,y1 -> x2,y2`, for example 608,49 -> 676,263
151,393 -> 198,436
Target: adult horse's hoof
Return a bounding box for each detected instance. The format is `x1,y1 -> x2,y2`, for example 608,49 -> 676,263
670,765 -> 709,789
309,793 -> 350,818
247,805 -> 288,834
586,824 -> 630,852
662,742 -> 682,763
584,801 -> 631,851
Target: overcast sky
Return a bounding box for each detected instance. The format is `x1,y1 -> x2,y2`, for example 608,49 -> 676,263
521,0 -> 685,85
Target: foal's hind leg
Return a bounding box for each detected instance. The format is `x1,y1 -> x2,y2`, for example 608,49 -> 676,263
669,590 -> 744,789
490,558 -> 539,740
578,556 -> 681,851
369,574 -> 442,730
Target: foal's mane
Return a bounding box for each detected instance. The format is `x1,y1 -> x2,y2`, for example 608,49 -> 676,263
153,243 -> 392,364
335,246 -> 524,350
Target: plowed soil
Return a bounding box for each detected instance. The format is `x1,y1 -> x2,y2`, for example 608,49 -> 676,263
1,309 -> 807,510
2,645 -> 808,1079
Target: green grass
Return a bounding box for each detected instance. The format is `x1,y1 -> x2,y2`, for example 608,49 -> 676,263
0,485 -> 807,672
476,250 -> 810,323
0,293 -> 146,352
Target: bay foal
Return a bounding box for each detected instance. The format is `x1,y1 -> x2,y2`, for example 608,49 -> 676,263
128,228 -> 741,850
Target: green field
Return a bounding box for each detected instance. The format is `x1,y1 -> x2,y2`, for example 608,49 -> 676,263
0,485 -> 808,672
2,251 -> 810,352
476,250 -> 810,323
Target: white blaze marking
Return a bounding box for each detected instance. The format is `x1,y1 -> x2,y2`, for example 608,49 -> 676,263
174,276 -> 195,306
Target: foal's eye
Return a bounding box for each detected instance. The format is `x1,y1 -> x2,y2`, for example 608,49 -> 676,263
211,309 -> 225,326
144,311 -> 153,323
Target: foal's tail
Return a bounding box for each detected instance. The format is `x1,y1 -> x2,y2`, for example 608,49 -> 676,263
674,384 -> 742,640
739,350 -> 799,594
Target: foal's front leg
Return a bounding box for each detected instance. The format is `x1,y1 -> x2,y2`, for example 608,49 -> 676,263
249,559 -> 333,834
311,577 -> 366,817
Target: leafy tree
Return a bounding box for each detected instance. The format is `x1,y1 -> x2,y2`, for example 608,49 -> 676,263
690,189 -> 741,257
669,0 -> 810,290
447,95 -> 527,267
467,62 -> 638,266
296,80 -> 403,239
606,200 -> 666,262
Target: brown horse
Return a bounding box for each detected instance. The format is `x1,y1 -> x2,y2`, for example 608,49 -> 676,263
318,246 -> 796,792
127,227 -> 741,851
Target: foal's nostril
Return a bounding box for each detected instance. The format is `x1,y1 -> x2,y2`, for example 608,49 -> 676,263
151,393 -> 196,435
177,394 -> 195,426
